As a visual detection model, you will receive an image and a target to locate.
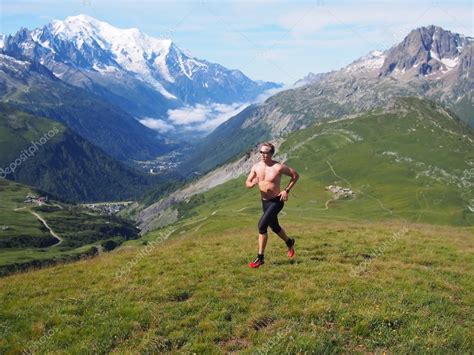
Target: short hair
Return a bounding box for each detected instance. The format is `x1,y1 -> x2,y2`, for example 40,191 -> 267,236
260,142 -> 275,154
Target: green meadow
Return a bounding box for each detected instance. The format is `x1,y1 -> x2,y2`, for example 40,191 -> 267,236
1,217 -> 472,353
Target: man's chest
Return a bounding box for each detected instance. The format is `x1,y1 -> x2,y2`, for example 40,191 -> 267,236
257,165 -> 281,181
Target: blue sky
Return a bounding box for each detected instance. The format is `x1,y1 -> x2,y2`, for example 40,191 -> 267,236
1,0 -> 473,84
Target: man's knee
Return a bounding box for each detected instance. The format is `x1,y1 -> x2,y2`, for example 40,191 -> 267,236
270,225 -> 282,234
258,219 -> 268,234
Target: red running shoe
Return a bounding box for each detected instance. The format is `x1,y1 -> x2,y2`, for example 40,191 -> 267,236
249,256 -> 265,268
287,238 -> 295,258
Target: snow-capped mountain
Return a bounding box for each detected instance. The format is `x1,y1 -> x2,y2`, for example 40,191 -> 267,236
379,25 -> 472,77
296,25 -> 472,84
40,14 -> 186,99
1,14 -> 279,133
344,50 -> 386,74
293,50 -> 387,87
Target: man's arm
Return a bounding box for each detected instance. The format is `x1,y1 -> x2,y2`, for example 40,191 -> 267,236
280,164 -> 299,193
245,167 -> 258,188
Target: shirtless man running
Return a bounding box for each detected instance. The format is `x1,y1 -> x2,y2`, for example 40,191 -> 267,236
245,142 -> 299,268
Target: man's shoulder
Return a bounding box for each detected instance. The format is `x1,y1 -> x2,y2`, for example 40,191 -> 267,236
274,161 -> 284,168
275,162 -> 290,173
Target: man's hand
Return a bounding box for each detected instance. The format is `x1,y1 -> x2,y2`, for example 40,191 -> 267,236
280,164 -> 299,198
279,190 -> 289,201
246,169 -> 258,188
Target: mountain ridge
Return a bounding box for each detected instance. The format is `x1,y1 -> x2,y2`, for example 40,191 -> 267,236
1,14 -> 280,136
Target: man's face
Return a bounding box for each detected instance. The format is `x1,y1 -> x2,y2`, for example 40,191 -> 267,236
259,146 -> 272,162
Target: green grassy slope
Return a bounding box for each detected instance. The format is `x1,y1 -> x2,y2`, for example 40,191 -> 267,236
0,218 -> 472,353
0,98 -> 473,353
274,97 -> 473,226
0,179 -> 139,275
0,104 -> 166,202
0,179 -> 53,246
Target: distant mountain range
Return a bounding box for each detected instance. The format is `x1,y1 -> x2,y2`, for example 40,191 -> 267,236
181,25 -> 473,176
0,14 -> 279,139
0,14 -> 281,202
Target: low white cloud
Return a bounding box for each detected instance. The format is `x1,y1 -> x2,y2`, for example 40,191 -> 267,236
167,104 -> 209,125
139,117 -> 175,133
142,86 -> 291,135
193,102 -> 250,132
169,102 -> 250,132
140,102 -> 254,134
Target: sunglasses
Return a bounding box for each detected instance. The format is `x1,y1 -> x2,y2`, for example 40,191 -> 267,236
259,151 -> 271,154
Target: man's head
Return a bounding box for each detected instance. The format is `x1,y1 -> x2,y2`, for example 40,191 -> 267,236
259,142 -> 275,162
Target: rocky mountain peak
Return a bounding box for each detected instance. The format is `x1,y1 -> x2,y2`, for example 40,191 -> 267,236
379,25 -> 472,77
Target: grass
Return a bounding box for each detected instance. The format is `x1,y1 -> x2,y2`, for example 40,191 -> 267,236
0,181 -> 51,241
0,215 -> 472,353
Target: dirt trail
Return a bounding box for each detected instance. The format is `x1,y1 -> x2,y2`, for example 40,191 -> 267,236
31,211 -> 63,247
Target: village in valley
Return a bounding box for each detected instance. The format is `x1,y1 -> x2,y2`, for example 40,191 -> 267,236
23,194 -> 130,216
82,201 -> 134,215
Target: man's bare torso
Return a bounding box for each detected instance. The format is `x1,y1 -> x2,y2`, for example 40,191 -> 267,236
253,160 -> 282,200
